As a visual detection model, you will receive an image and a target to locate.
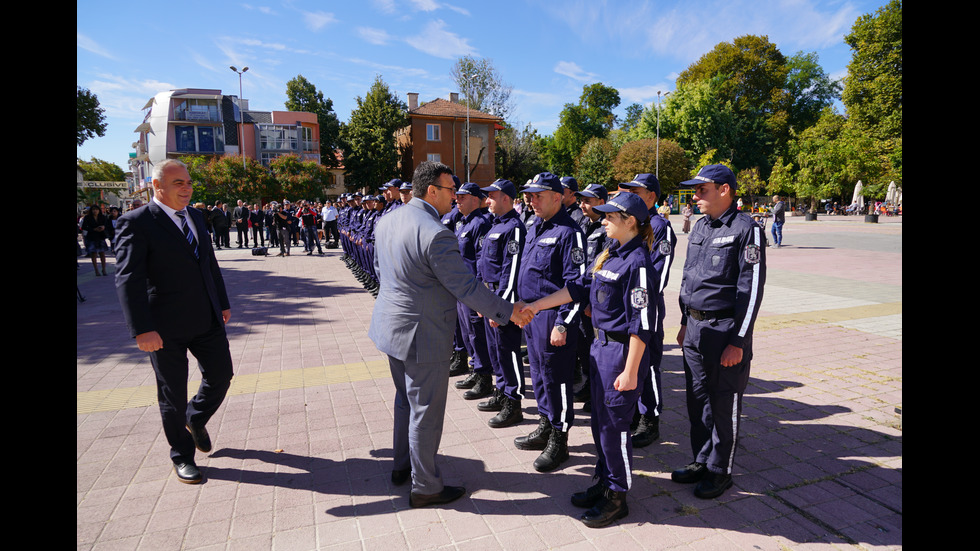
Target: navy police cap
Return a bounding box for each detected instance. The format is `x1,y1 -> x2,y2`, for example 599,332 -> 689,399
481,179 -> 517,199
593,191 -> 650,223
456,182 -> 486,199
678,164 -> 738,192
521,172 -> 563,194
576,183 -> 608,202
560,176 -> 579,193
620,173 -> 661,197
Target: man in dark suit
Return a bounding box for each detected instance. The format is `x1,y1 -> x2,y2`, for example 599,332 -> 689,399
368,161 -> 532,508
233,200 -> 249,248
114,159 -> 234,484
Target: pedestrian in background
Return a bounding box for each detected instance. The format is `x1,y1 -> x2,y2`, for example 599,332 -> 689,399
81,204 -> 111,276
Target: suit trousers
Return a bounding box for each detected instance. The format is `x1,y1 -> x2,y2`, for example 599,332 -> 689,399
388,354 -> 449,495
148,316 -> 234,464
457,302 -> 492,374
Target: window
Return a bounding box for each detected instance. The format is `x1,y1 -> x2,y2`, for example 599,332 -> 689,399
174,125 -> 224,153
174,99 -> 220,121
427,153 -> 441,163
426,123 -> 441,141
259,125 -> 298,150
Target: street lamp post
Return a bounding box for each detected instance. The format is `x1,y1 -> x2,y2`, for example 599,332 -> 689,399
656,90 -> 669,178
230,66 -> 249,172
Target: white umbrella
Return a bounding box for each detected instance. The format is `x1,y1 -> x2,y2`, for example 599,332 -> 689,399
852,180 -> 865,209
886,181 -> 898,204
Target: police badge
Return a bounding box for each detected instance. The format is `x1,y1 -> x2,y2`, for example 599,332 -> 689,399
507,239 -> 520,255
571,247 -> 585,264
630,287 -> 649,309
744,244 -> 761,264
658,240 -> 672,256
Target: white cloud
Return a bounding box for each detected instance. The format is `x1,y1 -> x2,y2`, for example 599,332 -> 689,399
304,11 -> 337,31
357,27 -> 393,45
553,61 -> 596,82
404,19 -> 476,59
77,33 -> 116,60
618,85 -> 673,106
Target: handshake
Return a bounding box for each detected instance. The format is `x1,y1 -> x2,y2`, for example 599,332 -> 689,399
507,301 -> 538,328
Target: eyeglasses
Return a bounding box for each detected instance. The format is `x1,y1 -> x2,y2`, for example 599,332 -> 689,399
430,184 -> 456,195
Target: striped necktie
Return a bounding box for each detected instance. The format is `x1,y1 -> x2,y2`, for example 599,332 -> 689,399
175,210 -> 199,258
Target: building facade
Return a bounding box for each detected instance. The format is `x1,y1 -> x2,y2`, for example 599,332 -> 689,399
130,88 -> 328,200
396,93 -> 503,186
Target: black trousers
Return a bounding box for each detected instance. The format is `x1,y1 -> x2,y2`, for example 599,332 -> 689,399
148,317 -> 234,464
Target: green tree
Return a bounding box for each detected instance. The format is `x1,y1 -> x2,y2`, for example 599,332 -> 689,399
77,87 -> 107,146
495,122 -> 546,184
548,83 -> 621,175
574,137 -> 617,187
77,157 -> 124,181
339,76 -> 409,191
766,156 -> 795,197
450,56 -> 514,120
620,102 -> 644,132
736,167 -> 766,208
269,154 -> 333,200
842,0 -> 902,142
285,75 -> 343,168
785,51 -> 842,132
197,155 -> 274,203
612,138 -> 688,197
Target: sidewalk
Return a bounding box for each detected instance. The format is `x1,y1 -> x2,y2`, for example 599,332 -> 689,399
77,215 -> 901,550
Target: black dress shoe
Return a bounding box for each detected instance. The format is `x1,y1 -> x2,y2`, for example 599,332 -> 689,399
391,468 -> 411,486
671,462 -> 708,484
186,423 -> 212,453
694,471 -> 733,499
409,485 -> 465,508
174,462 -> 202,484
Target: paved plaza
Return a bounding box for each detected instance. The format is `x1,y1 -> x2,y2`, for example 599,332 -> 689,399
77,212 -> 902,550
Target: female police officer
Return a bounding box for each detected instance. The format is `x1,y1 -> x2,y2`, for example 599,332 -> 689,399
522,191 -> 659,528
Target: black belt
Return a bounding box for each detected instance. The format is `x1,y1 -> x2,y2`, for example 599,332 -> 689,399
595,329 -> 629,345
686,308 -> 735,321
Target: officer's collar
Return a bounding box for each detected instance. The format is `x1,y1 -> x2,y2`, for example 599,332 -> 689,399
609,233 -> 643,258
493,208 -> 518,223
538,206 -> 571,228
707,202 -> 739,227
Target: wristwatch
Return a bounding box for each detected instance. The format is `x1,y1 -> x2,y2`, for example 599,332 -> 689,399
555,324 -> 567,334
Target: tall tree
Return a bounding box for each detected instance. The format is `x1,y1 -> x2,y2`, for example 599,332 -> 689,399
450,56 -> 514,120
620,102 -> 644,132
612,138 -> 689,196
284,75 -> 343,168
339,76 -> 409,191
574,137 -> 617,187
77,157 -> 124,181
785,51 -> 842,132
77,87 -> 107,146
842,0 -> 902,142
548,83 -> 621,175
269,153 -> 333,200
495,122 -> 546,184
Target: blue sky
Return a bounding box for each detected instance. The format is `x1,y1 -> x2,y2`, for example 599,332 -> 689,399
77,0 -> 890,173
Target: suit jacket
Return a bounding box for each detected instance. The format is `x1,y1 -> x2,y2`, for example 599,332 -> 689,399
368,198 -> 512,364
114,202 -> 231,340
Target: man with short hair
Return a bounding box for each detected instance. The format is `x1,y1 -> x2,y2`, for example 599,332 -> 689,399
368,161 -> 531,508
232,200 -> 249,248
249,203 -> 265,248
321,200 -> 339,248
770,195 -> 786,248
114,159 -> 234,484
209,201 -> 229,250
672,164 -> 767,499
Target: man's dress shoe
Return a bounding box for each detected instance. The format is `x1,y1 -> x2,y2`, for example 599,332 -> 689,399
186,424 -> 212,453
174,462 -> 203,484
409,486 -> 465,508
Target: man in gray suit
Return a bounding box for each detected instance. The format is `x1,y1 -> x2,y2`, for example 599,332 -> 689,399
368,161 -> 531,508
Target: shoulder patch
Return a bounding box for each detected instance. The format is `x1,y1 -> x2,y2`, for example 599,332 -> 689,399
744,243 -> 762,264
657,240 -> 672,256
507,239 -> 520,254
571,247 -> 585,264
630,287 -> 649,309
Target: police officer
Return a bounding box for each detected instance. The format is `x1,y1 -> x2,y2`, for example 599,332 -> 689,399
451,183 -> 495,399
476,179 -> 526,428
515,172 -> 587,472
560,176 -> 588,231
572,184 -> 611,411
617,173 -> 676,447
441,176 -> 469,378
671,164 -> 766,499
523,191 -> 659,527
398,181 -> 413,207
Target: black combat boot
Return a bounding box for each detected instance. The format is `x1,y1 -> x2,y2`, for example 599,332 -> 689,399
571,480 -> 606,508
477,387 -> 504,412
514,415 -> 551,450
448,350 -> 468,377
455,370 -> 480,389
463,372 -> 493,400
580,488 -> 629,528
487,396 -> 523,428
631,414 -> 660,448
532,429 -> 569,472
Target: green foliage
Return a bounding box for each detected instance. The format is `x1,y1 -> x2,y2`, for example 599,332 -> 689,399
843,0 -> 902,142
192,155 -> 275,204
77,157 -> 125,182
285,75 -> 342,168
339,76 -> 409,190
575,137 -> 617,187
496,122 -> 546,184
736,167 -> 766,203
785,51 -> 842,132
620,103 -> 644,132
77,87 -> 107,146
548,83 -> 621,176
766,156 -> 795,196
268,154 -> 333,200
612,138 -> 689,197
450,56 -> 514,119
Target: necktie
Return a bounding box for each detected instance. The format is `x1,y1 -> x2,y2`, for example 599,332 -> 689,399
175,210 -> 199,258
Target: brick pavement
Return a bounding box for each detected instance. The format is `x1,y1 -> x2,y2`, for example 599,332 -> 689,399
77,213 -> 902,550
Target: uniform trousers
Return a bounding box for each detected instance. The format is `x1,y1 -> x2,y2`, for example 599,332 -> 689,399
148,315 -> 233,465
484,318 -> 525,400
637,294 -> 666,418
523,309 -> 577,431
682,316 -> 751,475
388,353 -> 449,495
457,302 -> 492,374
589,333 -> 648,492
